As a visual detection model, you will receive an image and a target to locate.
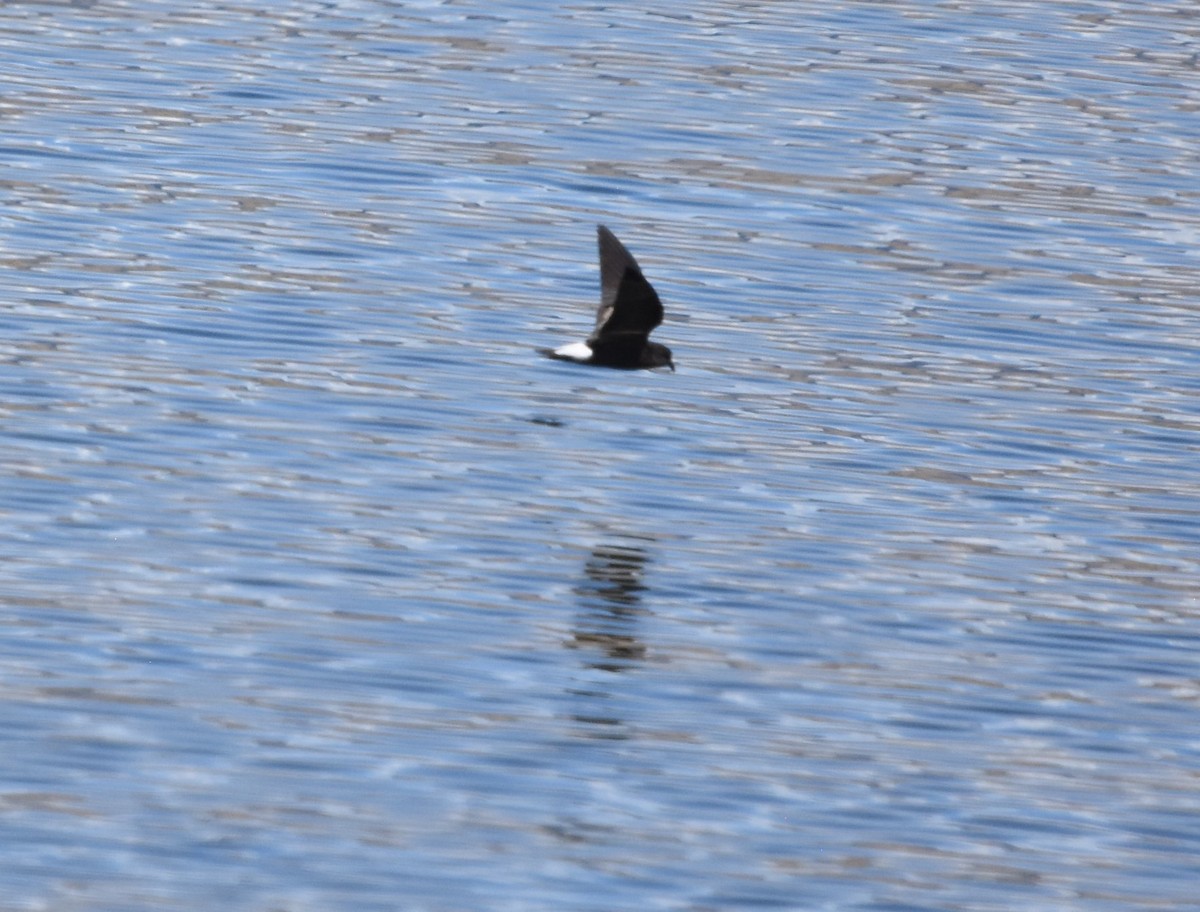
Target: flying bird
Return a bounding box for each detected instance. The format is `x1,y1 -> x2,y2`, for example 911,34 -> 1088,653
542,225 -> 674,371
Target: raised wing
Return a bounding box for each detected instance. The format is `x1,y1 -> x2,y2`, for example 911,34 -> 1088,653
590,225 -> 663,342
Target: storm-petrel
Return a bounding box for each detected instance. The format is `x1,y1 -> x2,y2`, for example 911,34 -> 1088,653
542,225 -> 674,371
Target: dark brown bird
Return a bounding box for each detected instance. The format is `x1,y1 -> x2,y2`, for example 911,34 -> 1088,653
542,225 -> 674,371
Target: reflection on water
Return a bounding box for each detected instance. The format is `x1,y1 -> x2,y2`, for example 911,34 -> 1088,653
564,539 -> 653,740
567,540 -> 652,672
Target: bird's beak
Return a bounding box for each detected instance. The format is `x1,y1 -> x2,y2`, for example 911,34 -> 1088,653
668,361 -> 676,373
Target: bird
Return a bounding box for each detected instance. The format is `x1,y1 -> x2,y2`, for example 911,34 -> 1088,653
541,225 -> 674,371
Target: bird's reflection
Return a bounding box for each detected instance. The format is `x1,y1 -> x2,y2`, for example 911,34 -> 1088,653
566,541 -> 651,673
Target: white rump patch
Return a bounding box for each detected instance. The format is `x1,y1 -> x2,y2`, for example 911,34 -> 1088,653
554,341 -> 592,362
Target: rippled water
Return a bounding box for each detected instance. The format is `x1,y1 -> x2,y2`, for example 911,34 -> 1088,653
3,2 -> 1198,910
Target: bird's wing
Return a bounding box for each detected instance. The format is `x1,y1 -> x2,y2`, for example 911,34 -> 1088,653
591,225 -> 663,341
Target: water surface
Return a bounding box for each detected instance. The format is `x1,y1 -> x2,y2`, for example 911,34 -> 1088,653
2,2 -> 1198,910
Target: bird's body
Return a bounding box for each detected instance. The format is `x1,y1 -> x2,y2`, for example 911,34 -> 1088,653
543,226 -> 674,371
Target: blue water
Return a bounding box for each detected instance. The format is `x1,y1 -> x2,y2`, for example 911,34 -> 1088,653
2,2 -> 1198,910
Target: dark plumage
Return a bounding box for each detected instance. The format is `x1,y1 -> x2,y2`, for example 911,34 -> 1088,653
542,225 -> 674,371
